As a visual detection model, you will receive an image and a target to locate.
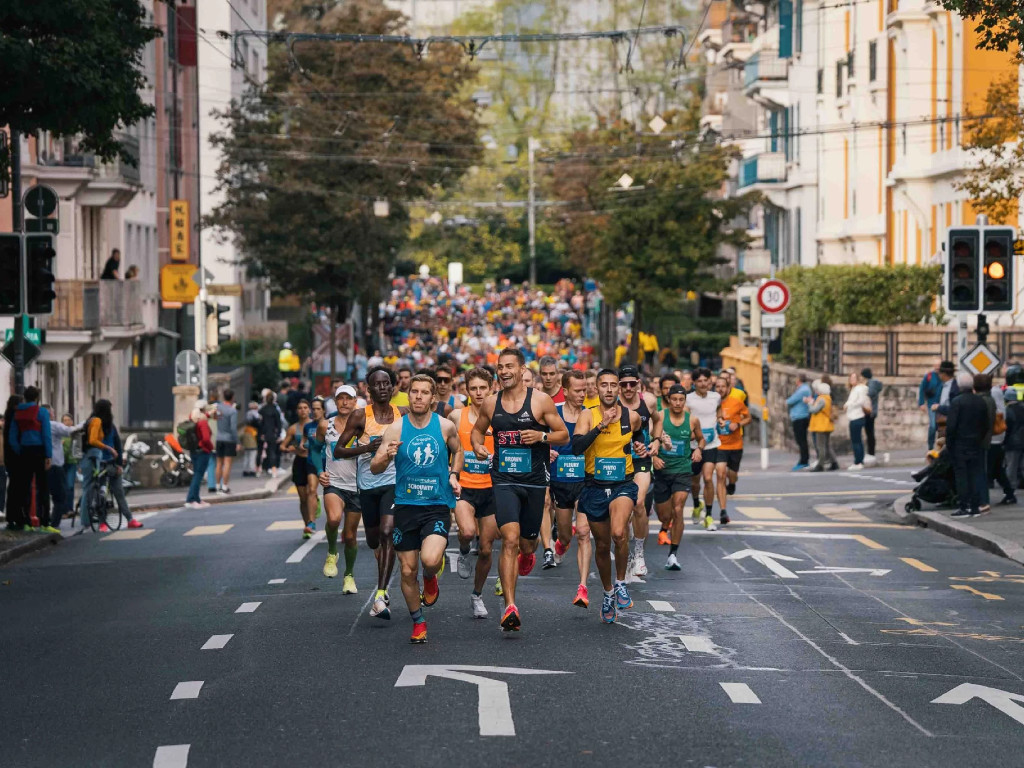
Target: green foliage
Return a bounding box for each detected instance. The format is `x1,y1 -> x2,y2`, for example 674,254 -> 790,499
936,0 -> 1024,55
0,1 -> 158,178
776,265 -> 943,361
210,338 -> 282,396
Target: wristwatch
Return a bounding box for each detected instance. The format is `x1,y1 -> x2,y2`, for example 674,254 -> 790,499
541,432 -> 549,443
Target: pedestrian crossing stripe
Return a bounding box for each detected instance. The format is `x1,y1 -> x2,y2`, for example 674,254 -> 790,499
101,529 -> 155,541
266,520 -> 306,531
184,524 -> 234,536
735,506 -> 790,521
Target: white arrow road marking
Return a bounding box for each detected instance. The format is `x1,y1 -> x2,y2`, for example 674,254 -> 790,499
286,530 -> 326,563
648,600 -> 675,612
170,681 -> 204,700
724,549 -> 802,579
795,567 -> 891,576
720,683 -> 761,704
153,744 -> 190,768
395,665 -> 570,737
932,684 -> 1024,726
678,635 -> 716,653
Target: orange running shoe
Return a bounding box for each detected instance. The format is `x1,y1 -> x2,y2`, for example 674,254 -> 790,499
518,552 -> 536,576
500,604 -> 521,631
657,528 -> 671,545
410,621 -> 427,643
573,584 -> 589,608
422,575 -> 440,606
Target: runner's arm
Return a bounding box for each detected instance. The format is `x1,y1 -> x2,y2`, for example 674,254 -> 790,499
469,397 -> 495,458
333,410 -> 368,458
369,422 -> 402,474
280,425 -> 297,453
537,394 -> 570,446
738,404 -> 752,427
571,408 -> 600,455
442,420 -> 465,476
630,411 -> 650,458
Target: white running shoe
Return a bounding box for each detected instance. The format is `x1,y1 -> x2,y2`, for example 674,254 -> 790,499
471,593 -> 488,619
848,463 -> 864,471
863,454 -> 878,466
665,553 -> 681,571
457,551 -> 474,579
633,546 -> 649,577
370,594 -> 390,620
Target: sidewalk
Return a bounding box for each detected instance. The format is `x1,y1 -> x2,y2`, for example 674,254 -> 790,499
894,494 -> 1024,567
744,447 -> 924,473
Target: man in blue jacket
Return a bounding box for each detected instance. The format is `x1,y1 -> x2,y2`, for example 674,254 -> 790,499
918,359 -> 944,449
786,374 -> 813,470
8,386 -> 52,531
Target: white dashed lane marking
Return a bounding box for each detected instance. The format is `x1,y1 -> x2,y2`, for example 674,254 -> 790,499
268,578 -> 287,584
153,744 -> 190,767
235,602 -> 261,613
201,634 -> 233,650
170,682 -> 204,700
286,531 -> 326,563
678,635 -> 716,653
648,600 -> 675,612
720,683 -> 762,704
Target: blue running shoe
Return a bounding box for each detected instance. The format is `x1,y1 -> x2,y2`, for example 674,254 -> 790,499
601,592 -> 616,623
615,582 -> 633,610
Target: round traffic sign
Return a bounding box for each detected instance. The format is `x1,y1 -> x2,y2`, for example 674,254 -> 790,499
23,185 -> 59,218
757,279 -> 790,314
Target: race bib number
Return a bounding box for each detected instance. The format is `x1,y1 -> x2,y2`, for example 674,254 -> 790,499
594,457 -> 626,482
555,454 -> 585,480
399,476 -> 441,500
665,439 -> 689,457
464,451 -> 491,475
702,428 -> 716,443
717,422 -> 732,436
500,447 -> 532,474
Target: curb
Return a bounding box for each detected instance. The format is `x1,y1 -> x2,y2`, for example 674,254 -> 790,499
891,494 -> 1024,566
0,532 -> 61,568
128,472 -> 292,514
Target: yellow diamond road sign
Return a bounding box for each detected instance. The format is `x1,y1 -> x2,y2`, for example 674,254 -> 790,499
961,343 -> 1001,376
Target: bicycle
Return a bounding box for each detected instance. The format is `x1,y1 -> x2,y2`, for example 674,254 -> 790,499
85,461 -> 125,532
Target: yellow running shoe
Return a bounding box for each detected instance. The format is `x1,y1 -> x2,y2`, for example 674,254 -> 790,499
692,499 -> 704,523
703,513 -> 718,532
323,552 -> 339,578
342,574 -> 357,594
494,576 -> 503,596
437,553 -> 446,576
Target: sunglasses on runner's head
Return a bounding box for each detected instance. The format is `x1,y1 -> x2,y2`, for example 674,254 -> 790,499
619,380 -> 639,388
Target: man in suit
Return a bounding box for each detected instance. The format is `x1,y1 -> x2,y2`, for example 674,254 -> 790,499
946,373 -> 993,518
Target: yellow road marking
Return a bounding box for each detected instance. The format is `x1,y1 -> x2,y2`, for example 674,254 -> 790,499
815,504 -> 872,523
735,506 -> 790,521
900,557 -> 937,573
101,529 -> 154,541
882,628 -> 1024,642
731,489 -> 905,499
266,520 -> 306,531
895,618 -> 957,626
950,573 -> 1024,584
851,534 -> 888,550
951,584 -> 1004,601
980,570 -> 1002,577
727,521 -> 904,530
287,486 -> 298,495
184,524 -> 234,536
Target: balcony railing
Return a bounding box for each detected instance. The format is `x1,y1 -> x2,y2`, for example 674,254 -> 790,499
99,277 -> 142,327
743,50 -> 789,88
738,152 -> 787,188
96,134 -> 141,185
50,280 -> 100,331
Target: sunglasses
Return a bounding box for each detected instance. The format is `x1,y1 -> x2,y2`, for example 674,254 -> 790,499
436,376 -> 452,383
619,380 -> 639,388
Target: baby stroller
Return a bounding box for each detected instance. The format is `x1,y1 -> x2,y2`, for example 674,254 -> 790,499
904,449 -> 957,513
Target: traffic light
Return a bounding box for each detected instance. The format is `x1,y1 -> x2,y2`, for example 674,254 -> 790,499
0,234 -> 21,315
193,297 -> 212,352
25,234 -> 56,315
946,228 -> 981,312
735,285 -> 761,346
207,303 -> 230,354
982,228 -> 1015,312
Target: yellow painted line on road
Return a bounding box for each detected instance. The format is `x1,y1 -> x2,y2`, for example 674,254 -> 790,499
851,534 -> 888,550
101,529 -> 154,541
900,558 -> 937,573
266,520 -> 305,531
895,618 -> 957,627
735,506 -> 790,521
951,584 -> 1004,601
184,524 -> 234,536
728,521 -> 904,530
287,486 -> 298,495
815,504 -> 872,523
732,489 -> 905,499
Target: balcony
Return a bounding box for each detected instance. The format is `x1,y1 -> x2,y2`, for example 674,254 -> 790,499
738,152 -> 787,189
77,134 -> 141,209
743,50 -> 789,102
23,137 -> 96,199
99,278 -> 143,330
49,280 -> 100,332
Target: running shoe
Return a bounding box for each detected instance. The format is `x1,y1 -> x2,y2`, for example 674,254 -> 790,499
633,542 -> 648,577
573,584 -> 589,608
384,590 -> 391,606
471,593 -> 488,619
692,498 -> 704,523
370,594 -> 391,620
542,548 -> 556,570
410,621 -> 427,644
494,577 -> 503,596
665,553 -> 681,571
457,550 -> 474,580
703,514 -> 718,531
657,528 -> 671,545
720,510 -> 731,526
323,552 -> 339,578
422,574 -> 440,606
554,539 -> 569,559
342,574 -> 357,594
302,525 -> 313,540
126,519 -> 143,530
500,604 -> 521,631
614,582 -> 633,610
726,482 -> 736,495
40,525 -> 60,535
518,552 -> 536,576
98,523 -> 111,533
601,592 -> 616,623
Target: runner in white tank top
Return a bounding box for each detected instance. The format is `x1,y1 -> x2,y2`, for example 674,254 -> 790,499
685,368 -> 723,531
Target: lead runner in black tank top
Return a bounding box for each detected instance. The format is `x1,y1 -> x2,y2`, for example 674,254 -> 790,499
491,387 -> 551,487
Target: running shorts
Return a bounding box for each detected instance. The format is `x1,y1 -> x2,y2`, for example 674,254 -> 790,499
653,472 -> 692,504
292,456 -> 308,486
359,485 -> 396,529
718,449 -> 743,472
633,457 -> 653,474
459,487 -> 496,518
325,486 -> 361,512
392,504 -> 450,552
550,481 -> 583,510
493,484 -> 546,539
579,481 -> 639,522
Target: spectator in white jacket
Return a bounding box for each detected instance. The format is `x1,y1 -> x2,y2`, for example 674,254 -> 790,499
844,372 -> 872,470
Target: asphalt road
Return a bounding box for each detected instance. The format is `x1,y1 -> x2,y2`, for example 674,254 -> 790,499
4,464 -> 1024,767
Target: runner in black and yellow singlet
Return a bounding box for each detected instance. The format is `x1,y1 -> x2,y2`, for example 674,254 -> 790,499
570,369 -> 648,625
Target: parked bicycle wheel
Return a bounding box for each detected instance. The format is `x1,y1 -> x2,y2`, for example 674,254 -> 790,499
88,489 -> 106,533
102,492 -> 124,531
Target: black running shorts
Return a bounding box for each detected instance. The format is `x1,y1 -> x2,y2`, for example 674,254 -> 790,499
324,486 -> 362,512
359,485 -> 396,529
392,504 -> 450,552
718,449 -> 743,472
292,456 -> 308,486
459,487 -> 496,518
493,484 -> 546,539
578,481 -> 639,522
550,481 -> 583,510
653,472 -> 692,504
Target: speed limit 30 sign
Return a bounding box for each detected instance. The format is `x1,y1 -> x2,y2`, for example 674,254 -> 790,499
757,279 -> 790,314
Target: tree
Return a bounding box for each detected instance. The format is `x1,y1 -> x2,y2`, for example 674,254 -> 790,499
206,0 -> 481,346
0,0 -> 158,178
936,1 -> 1024,55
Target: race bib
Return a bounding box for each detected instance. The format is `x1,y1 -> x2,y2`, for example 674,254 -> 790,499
555,454 -> 585,480
464,452 -> 491,475
717,422 -> 732,436
399,476 -> 441,500
500,447 -> 532,474
594,457 -> 626,482
702,428 -> 716,443
665,439 -> 689,457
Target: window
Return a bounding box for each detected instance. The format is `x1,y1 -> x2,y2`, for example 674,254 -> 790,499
847,50 -> 855,77
795,0 -> 803,54
817,67 -> 824,95
869,40 -> 877,81
795,208 -> 802,264
836,60 -> 844,98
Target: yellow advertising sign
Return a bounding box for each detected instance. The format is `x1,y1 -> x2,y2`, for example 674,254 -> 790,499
170,199 -> 190,262
160,263 -> 200,303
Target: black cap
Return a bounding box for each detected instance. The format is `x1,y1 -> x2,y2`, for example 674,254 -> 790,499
668,384 -> 687,397
939,360 -> 955,375
618,364 -> 640,380
861,367 -> 873,379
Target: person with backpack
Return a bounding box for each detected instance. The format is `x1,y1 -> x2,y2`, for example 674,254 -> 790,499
8,386 -> 52,531
241,401 -> 261,477
979,374 -> 1013,509
183,400 -> 215,508
1002,388 -> 1024,504
3,395 -> 24,529
80,399 -> 141,531
918,360 -> 944,450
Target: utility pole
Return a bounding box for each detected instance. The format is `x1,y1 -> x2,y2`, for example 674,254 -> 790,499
527,136 -> 537,288
10,129 -> 25,395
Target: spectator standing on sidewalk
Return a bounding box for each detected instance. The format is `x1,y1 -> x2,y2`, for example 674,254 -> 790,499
0,402 -> 15,527
241,401 -> 260,477
214,390 -> 239,493
785,374 -> 813,471
844,372 -> 872,470
935,360 -> 960,422
861,368 -> 882,466
918,359 -> 943,449
946,373 -> 992,518
185,401 -> 214,509
39,405 -> 82,532
80,400 -> 141,530
1002,389 -> 1024,502
8,386 -> 52,531
807,377 -> 838,472
206,394 -> 219,494
62,414 -> 82,511
259,391 -> 283,478
977,374 -> 1013,510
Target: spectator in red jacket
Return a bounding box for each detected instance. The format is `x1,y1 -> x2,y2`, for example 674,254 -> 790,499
186,401 -> 215,509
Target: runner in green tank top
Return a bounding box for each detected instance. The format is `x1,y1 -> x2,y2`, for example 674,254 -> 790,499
652,385 -> 706,571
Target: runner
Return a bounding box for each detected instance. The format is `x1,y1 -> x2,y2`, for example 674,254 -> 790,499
583,370 -> 600,409
686,368 -> 724,530
570,369 -> 648,623
470,348 -> 569,631
334,368 -> 405,612
716,374 -> 751,498
434,364 -> 459,415
539,355 -> 565,404
281,400 -> 315,539
652,385 -> 705,570
538,356 -> 566,569
656,373 -> 679,411
550,370 -> 593,607
617,364 -> 662,580
449,368 -> 500,618
318,387 -> 362,596
370,374 -> 463,644
304,397 -> 326,525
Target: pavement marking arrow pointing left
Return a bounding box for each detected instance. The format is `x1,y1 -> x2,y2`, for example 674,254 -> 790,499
723,548 -> 802,579
795,566 -> 891,576
395,665 -> 571,737
932,683 -> 1024,726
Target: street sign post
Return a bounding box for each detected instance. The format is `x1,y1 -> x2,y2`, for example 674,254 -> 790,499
4,328 -> 43,345
1,338 -> 41,368
961,342 -> 1001,376
160,263 -> 200,302
757,279 -> 790,314
23,185 -> 58,219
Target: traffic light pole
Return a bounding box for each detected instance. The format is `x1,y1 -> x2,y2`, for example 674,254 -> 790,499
10,129 -> 25,395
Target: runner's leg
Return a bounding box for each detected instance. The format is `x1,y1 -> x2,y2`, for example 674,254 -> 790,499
575,512 -> 592,588
610,496 -> 634,582
630,472 -> 651,576
498,521 -> 521,609
473,514 -> 499,594
343,509 -> 361,577
590,518 -> 613,591
714,461 -> 729,522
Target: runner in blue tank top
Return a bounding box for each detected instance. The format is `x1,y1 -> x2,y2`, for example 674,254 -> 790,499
371,374 -> 464,644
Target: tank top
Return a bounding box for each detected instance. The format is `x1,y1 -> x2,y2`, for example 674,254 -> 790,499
491,387 -> 550,486
356,404 -> 401,490
458,407 -> 493,490
621,395 -> 651,460
552,403 -> 585,484
303,420 -> 325,475
395,413 -> 456,508
660,411 -> 693,475
687,390 -> 722,450
584,405 -> 634,486
325,416 -> 357,490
